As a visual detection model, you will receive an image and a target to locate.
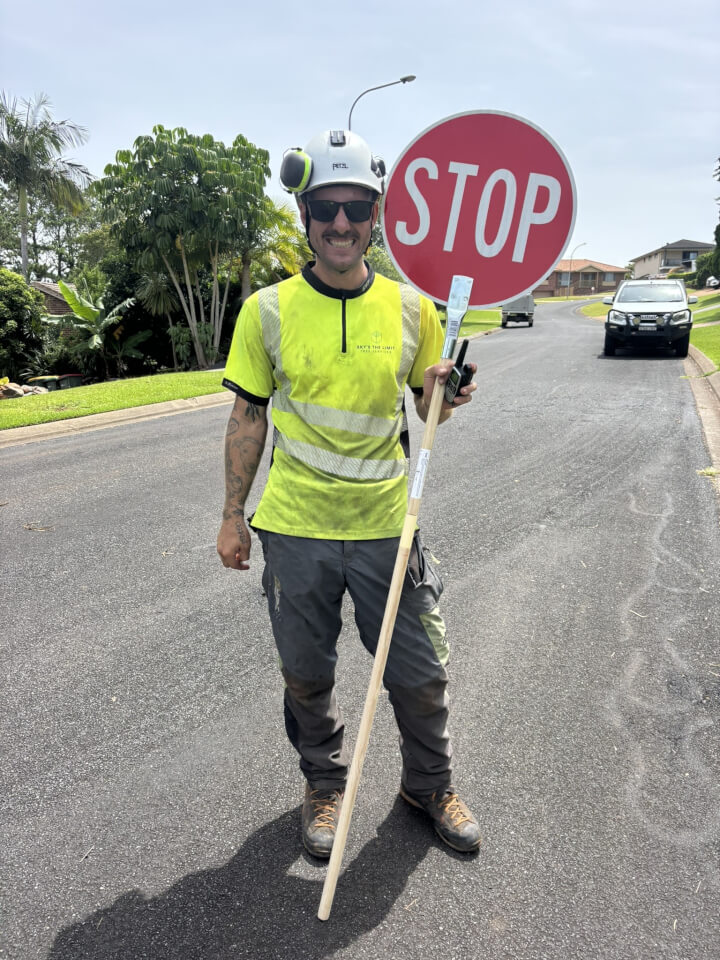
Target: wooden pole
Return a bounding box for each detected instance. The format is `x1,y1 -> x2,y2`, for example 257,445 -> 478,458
317,376 -> 446,921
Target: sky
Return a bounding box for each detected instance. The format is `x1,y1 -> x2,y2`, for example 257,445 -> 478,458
2,0 -> 718,270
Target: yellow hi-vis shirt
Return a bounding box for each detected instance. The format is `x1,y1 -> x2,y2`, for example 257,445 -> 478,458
222,263 -> 444,539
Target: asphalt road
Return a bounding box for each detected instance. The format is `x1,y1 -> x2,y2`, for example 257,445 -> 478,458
2,301 -> 719,960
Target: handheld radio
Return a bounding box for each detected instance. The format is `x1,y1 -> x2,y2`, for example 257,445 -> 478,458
444,338 -> 473,404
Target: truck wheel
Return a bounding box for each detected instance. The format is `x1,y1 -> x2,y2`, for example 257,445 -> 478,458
501,320 -> 507,327
675,334 -> 690,358
603,334 -> 616,356
528,320 -> 534,327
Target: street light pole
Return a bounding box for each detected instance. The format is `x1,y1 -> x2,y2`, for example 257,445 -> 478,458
566,241 -> 587,299
347,75 -> 416,130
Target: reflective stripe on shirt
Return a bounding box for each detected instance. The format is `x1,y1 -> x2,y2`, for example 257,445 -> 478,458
256,282 -> 421,481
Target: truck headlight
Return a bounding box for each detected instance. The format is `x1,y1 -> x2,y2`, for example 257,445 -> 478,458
669,310 -> 690,325
608,310 -> 627,326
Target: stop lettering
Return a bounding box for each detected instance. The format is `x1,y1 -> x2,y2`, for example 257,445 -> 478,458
382,111 -> 577,307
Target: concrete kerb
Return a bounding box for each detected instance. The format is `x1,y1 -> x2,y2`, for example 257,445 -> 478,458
4,329 -> 714,452
688,344 -> 720,405
0,391 -> 233,450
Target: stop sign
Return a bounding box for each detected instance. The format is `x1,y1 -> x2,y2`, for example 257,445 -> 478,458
382,111 -> 576,308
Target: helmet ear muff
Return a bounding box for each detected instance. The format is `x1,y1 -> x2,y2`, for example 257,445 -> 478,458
280,148 -> 312,193
371,156 -> 386,180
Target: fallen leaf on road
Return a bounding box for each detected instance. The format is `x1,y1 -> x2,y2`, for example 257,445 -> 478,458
23,523 -> 54,532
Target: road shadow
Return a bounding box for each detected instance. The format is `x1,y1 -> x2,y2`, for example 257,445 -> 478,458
47,797 -> 432,960
599,343 -> 682,360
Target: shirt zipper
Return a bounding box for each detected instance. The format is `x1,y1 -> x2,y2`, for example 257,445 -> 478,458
341,295 -> 347,353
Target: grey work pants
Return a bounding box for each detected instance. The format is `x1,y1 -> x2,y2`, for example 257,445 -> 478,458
255,529 -> 454,797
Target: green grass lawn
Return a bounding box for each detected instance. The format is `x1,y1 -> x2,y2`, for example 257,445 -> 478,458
0,369 -> 226,430
691,291 -> 720,324
460,308 -> 501,335
691,324 -> 720,369
580,300 -> 609,318
437,307 -> 501,335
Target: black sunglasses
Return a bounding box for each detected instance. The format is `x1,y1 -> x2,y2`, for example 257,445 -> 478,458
306,199 -> 375,223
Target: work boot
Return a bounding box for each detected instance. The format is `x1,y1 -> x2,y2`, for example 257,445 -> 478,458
399,784 -> 481,853
302,784 -> 344,859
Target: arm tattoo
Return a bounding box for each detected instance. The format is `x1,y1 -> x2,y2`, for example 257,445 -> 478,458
223,400 -> 267,516
232,436 -> 263,475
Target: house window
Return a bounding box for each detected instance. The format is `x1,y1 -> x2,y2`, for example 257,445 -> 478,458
604,272 -> 615,282
559,272 -> 570,287
682,251 -> 697,261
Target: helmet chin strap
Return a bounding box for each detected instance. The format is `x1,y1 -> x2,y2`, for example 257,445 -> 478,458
302,200 -> 316,255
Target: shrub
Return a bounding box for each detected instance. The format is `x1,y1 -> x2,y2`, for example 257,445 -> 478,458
695,250 -> 720,288
0,268 -> 45,380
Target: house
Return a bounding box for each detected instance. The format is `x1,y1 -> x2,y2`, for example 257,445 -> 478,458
29,280 -> 70,315
533,259 -> 626,297
630,239 -> 714,279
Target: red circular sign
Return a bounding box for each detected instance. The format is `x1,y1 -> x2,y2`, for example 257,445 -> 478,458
382,111 -> 576,307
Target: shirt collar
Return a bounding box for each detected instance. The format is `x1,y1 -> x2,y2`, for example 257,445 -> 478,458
301,261 -> 375,299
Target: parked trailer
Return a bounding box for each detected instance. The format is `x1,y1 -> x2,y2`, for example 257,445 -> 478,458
501,294 -> 535,327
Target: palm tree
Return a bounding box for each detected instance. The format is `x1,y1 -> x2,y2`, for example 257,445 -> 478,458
243,200 -> 311,296
136,272 -> 181,370
0,92 -> 91,278
107,329 -> 152,377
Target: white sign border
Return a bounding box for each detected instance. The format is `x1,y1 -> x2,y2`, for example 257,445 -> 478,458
380,109 -> 578,309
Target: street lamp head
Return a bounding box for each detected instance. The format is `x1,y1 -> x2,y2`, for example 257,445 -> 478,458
348,75 -> 417,130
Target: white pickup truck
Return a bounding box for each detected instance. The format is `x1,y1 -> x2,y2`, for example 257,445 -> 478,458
501,294 -> 535,327
603,279 -> 696,357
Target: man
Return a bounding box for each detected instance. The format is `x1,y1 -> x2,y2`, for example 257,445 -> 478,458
217,129 -> 481,858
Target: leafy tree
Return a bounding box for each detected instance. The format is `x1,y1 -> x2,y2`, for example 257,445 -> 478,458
0,267 -> 44,379
369,197 -> 402,280
36,191 -> 103,278
68,263 -> 108,303
695,249 -> 719,288
45,278 -> 135,379
694,162 -> 720,287
245,200 -> 310,291
73,220 -> 116,271
0,186 -> 105,280
366,244 -> 402,282
0,92 -> 91,278
0,183 -> 20,269
94,125 -> 271,368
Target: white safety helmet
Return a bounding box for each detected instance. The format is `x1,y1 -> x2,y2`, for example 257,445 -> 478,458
279,129 -> 385,197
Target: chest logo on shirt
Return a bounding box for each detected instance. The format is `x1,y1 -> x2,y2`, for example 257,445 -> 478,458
356,331 -> 393,353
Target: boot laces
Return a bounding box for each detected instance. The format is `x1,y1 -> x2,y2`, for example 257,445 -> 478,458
437,791 -> 472,827
309,789 -> 342,830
